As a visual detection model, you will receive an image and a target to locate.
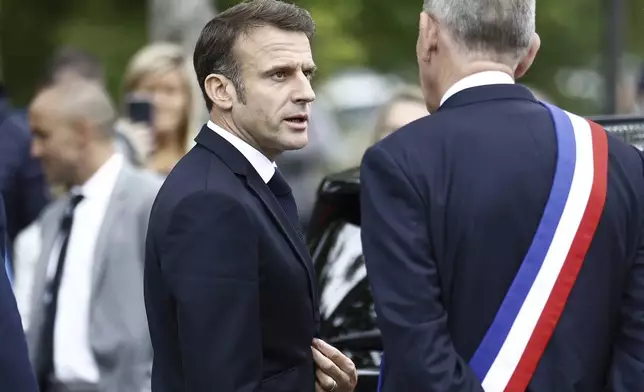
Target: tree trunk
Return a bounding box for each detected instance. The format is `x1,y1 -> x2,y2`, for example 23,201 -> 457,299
148,0 -> 216,53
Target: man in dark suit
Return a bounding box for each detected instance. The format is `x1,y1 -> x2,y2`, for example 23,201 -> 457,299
144,1 -> 357,391
360,0 -> 644,391
0,84 -> 50,251
0,195 -> 39,391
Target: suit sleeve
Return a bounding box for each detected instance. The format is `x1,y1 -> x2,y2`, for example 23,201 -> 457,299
360,145 -> 483,392
0,200 -> 39,391
161,191 -> 262,392
7,115 -> 50,239
15,146 -> 50,234
608,225 -> 644,390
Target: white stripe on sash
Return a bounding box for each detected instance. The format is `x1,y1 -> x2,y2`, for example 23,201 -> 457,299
481,112 -> 595,391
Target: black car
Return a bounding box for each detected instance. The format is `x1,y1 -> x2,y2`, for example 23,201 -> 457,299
306,114 -> 644,392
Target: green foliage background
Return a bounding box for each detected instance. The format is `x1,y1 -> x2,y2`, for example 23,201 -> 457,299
1,0 -> 643,114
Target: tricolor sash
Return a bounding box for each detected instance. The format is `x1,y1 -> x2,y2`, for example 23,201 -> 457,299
469,103 -> 608,391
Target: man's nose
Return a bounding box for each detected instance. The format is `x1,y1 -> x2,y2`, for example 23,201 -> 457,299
292,74 -> 316,104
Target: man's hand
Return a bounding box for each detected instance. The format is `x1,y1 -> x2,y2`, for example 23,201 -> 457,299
311,338 -> 358,392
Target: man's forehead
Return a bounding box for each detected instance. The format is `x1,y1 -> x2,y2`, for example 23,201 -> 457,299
235,25 -> 313,66
30,90 -> 66,121
30,92 -> 55,115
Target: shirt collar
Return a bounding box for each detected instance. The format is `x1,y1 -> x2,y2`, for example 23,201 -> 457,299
72,153 -> 124,200
207,120 -> 276,183
440,71 -> 515,107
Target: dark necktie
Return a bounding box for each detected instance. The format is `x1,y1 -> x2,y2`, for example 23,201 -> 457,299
37,193 -> 84,389
267,169 -> 303,240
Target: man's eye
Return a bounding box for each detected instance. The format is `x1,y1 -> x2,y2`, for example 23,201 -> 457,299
273,71 -> 287,80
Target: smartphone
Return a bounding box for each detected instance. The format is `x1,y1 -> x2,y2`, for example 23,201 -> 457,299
126,96 -> 154,126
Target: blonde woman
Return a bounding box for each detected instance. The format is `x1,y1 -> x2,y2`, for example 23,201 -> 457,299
118,42 -> 205,175
372,85 -> 428,143
341,86 -> 428,168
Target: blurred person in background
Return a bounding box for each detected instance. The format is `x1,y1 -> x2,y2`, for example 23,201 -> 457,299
636,65 -> 644,114
43,47 -> 106,87
0,81 -> 50,263
43,47 -> 140,164
26,79 -> 161,392
118,42 -> 205,175
12,46 -> 138,327
0,195 -> 39,391
340,85 -> 427,169
615,73 -> 638,115
372,85 -> 427,143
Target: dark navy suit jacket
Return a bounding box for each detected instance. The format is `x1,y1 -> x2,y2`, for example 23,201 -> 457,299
144,126 -> 318,391
0,195 -> 39,391
361,84 -> 644,391
0,95 -> 50,246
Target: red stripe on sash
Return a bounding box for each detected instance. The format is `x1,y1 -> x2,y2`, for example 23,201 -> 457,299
505,120 -> 608,391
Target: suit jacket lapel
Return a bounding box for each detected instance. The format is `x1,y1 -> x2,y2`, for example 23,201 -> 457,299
195,125 -> 318,310
90,164 -> 130,294
28,200 -> 65,341
31,167 -> 130,310
245,171 -> 317,305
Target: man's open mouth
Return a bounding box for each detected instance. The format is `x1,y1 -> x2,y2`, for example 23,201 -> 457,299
284,114 -> 308,123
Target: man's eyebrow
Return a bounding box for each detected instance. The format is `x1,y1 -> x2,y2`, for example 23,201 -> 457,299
262,62 -> 317,74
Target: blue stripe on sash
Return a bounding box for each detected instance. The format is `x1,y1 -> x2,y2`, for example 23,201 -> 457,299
377,355 -> 384,392
469,103 -> 577,380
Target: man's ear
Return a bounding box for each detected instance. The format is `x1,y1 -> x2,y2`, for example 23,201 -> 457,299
515,32 -> 541,79
73,118 -> 93,146
417,12 -> 440,63
204,74 -> 235,110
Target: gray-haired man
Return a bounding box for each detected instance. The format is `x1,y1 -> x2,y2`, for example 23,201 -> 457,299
361,0 -> 644,391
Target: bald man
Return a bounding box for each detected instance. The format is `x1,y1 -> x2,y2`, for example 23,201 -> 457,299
25,79 -> 162,392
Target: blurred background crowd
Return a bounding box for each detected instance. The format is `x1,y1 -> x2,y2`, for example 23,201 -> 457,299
0,0 -> 643,390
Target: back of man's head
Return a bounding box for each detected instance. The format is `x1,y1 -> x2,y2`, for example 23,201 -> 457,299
423,0 -> 535,63
44,47 -> 105,87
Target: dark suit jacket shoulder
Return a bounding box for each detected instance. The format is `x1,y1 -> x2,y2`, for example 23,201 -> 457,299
361,84 -> 644,391
145,126 -> 317,392
0,196 -> 39,391
0,110 -> 49,243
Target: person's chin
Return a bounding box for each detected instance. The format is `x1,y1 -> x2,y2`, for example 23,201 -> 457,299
281,133 -> 308,151
46,174 -> 64,189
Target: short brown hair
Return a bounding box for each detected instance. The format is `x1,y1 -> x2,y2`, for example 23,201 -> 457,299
193,0 -> 315,111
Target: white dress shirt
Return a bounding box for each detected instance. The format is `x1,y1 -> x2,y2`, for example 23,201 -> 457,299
440,71 -> 515,107
207,120 -> 276,183
46,153 -> 124,383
